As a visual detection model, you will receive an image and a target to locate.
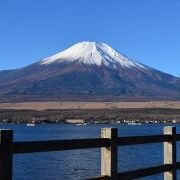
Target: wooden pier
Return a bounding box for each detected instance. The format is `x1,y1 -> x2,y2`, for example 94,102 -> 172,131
0,126 -> 179,180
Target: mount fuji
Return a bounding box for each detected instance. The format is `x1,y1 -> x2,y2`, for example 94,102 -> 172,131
0,41 -> 180,102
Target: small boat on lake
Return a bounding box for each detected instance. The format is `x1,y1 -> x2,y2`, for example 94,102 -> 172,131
127,122 -> 142,126
27,123 -> 36,127
76,123 -> 87,126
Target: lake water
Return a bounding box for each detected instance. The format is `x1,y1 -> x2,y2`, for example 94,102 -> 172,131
1,124 -> 180,180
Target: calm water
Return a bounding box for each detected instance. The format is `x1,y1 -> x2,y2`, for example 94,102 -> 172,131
1,124 -> 180,180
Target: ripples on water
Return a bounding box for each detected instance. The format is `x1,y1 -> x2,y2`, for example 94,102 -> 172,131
1,124 -> 180,180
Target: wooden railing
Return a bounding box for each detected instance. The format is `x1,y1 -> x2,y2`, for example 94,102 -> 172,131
0,126 -> 179,180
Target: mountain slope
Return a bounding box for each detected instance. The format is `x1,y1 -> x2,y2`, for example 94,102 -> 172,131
0,41 -> 180,102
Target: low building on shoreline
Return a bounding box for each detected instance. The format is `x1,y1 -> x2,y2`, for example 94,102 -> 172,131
65,119 -> 84,124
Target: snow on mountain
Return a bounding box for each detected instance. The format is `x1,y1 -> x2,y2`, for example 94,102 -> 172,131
41,41 -> 147,69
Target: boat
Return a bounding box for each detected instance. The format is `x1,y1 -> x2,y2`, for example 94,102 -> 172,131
127,122 -> 141,126
76,123 -> 83,126
76,123 -> 87,126
26,123 -> 36,127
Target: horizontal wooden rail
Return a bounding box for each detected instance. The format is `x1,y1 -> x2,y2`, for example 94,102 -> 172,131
88,170 -> 180,180
89,175 -> 110,180
117,164 -> 172,179
118,134 -> 172,146
12,134 -> 175,154
176,162 -> 180,169
13,138 -> 110,154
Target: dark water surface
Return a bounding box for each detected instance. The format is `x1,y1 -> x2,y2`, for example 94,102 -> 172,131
1,124 -> 180,180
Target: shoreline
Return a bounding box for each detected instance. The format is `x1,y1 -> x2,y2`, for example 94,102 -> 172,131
0,108 -> 180,124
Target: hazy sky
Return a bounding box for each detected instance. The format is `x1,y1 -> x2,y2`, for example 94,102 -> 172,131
0,0 -> 180,77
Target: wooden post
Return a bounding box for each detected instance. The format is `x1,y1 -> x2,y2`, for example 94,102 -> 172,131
0,130 -> 13,180
101,128 -> 118,180
164,126 -> 176,180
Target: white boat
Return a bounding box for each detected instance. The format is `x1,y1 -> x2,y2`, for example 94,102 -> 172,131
27,123 -> 36,127
128,122 -> 141,126
76,123 -> 83,126
76,123 -> 87,126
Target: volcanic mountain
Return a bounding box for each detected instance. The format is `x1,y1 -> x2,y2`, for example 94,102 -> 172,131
0,41 -> 180,102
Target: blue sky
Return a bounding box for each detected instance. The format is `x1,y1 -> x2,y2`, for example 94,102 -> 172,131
0,0 -> 180,77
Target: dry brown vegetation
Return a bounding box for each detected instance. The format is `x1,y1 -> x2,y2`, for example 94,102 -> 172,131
0,101 -> 180,111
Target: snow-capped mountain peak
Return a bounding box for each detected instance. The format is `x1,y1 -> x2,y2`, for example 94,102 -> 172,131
40,41 -> 147,69
1,42 -> 180,102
